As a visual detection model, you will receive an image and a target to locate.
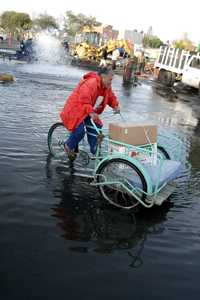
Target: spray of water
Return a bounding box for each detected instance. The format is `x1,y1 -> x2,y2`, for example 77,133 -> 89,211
33,31 -> 67,64
17,31 -> 84,78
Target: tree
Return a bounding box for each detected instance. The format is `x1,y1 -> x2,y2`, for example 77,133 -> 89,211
197,43 -> 200,53
143,35 -> 163,48
0,11 -> 32,35
172,33 -> 195,51
33,14 -> 59,30
63,11 -> 101,37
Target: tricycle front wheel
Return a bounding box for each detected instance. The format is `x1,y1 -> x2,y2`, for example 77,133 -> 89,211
96,158 -> 147,209
47,122 -> 70,158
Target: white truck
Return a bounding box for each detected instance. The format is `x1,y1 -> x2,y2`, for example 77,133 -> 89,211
154,46 -> 200,94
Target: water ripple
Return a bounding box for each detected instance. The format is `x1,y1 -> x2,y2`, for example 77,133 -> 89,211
1,61 -> 200,298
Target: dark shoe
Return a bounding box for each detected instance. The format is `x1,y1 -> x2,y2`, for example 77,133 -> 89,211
97,133 -> 104,144
64,144 -> 77,162
74,145 -> 79,153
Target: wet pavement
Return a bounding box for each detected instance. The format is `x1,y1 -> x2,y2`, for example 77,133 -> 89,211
1,60 -> 200,300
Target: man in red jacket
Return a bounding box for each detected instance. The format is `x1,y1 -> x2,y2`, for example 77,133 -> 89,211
60,67 -> 120,161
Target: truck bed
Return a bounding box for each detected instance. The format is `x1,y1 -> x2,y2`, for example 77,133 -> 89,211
154,46 -> 191,74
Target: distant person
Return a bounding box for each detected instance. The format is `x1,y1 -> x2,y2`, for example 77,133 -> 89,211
111,48 -> 120,70
123,56 -> 138,85
20,40 -> 25,52
16,39 -> 26,60
24,38 -> 34,62
99,45 -> 108,67
138,51 -> 146,74
63,40 -> 69,52
165,40 -> 170,47
118,47 -> 126,58
60,67 -> 120,161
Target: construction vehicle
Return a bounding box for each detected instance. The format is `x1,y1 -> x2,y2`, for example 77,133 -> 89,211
72,26 -> 103,62
155,46 -> 200,94
72,26 -> 133,65
74,26 -> 102,46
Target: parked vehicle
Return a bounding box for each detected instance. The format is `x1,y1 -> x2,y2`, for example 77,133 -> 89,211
154,46 -> 200,94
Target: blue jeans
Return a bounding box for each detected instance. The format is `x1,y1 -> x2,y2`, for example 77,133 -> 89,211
65,116 -> 102,154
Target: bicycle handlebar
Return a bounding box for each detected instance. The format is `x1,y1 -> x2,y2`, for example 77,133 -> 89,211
90,111 -> 126,135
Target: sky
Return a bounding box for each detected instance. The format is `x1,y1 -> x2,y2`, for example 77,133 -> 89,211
0,0 -> 199,45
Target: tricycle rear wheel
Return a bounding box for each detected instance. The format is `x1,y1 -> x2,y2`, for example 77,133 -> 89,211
96,158 -> 147,209
157,145 -> 170,159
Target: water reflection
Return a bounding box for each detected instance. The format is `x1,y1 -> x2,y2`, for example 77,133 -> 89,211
152,85 -> 179,102
122,84 -> 133,98
121,83 -> 141,99
46,155 -> 172,268
1,60 -> 200,297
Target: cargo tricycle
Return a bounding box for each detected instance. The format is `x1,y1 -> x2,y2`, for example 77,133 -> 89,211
47,118 -> 182,209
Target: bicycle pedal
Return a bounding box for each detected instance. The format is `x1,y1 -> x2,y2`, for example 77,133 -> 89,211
89,155 -> 96,160
97,133 -> 104,144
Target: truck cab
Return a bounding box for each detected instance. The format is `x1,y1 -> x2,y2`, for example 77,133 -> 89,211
182,56 -> 200,91
155,46 -> 200,93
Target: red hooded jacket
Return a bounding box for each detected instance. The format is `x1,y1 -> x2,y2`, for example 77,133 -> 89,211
60,72 -> 119,131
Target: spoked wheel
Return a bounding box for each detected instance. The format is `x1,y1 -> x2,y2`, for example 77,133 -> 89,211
157,146 -> 170,159
47,122 -> 70,158
96,158 -> 147,209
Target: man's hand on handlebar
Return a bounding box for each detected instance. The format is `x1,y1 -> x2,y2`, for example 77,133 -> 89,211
113,105 -> 120,114
89,112 -> 101,122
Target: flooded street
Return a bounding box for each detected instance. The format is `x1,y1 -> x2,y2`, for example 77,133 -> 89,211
1,61 -> 200,300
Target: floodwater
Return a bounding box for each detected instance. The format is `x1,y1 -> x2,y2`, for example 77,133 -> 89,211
1,61 -> 200,300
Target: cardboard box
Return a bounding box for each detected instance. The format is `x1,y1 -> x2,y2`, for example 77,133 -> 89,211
109,122 -> 157,146
109,142 -> 157,165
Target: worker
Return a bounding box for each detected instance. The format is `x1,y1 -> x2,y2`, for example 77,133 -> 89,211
123,55 -> 138,85
111,48 -> 120,70
60,67 -> 120,161
138,51 -> 146,74
99,45 -> 108,67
